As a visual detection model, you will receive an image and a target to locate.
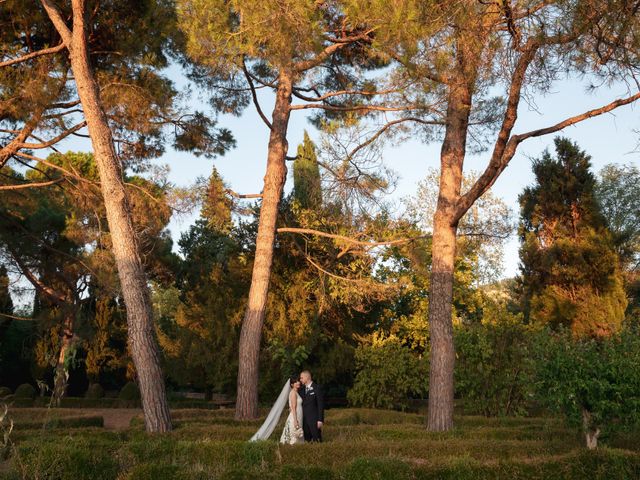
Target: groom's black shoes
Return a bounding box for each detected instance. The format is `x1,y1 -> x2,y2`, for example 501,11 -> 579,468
300,382 -> 325,442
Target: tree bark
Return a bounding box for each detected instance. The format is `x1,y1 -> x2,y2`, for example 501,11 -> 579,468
41,0 -> 172,432
427,78 -> 472,432
582,409 -> 600,450
53,313 -> 74,405
235,71 -> 293,420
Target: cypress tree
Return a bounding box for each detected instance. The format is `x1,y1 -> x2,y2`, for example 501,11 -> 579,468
518,138 -> 627,337
293,131 -> 322,210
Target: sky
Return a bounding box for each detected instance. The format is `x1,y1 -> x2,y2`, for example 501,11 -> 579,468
48,66 -> 640,283
156,69 -> 639,280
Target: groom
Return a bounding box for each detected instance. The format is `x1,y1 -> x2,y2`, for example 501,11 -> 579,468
299,370 -> 324,442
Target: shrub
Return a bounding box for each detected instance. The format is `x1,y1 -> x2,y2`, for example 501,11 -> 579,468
279,465 -> 333,480
13,383 -> 35,399
348,335 -> 428,411
17,439 -> 118,480
85,383 -> 105,399
343,458 -> 412,480
0,387 -> 11,398
124,464 -> 188,480
118,382 -> 140,407
454,308 -> 536,416
534,327 -> 640,449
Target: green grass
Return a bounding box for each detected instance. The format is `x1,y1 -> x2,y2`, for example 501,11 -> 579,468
1,408 -> 639,479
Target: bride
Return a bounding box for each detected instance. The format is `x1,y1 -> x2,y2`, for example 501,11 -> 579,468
249,376 -> 304,444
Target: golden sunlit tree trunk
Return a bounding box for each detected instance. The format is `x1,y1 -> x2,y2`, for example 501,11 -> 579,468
41,0 -> 172,432
235,71 -> 293,419
427,75 -> 473,431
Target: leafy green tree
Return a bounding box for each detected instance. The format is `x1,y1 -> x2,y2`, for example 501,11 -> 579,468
454,302 -> 534,417
348,333 -> 428,411
534,327 -> 640,449
596,163 -> 640,270
595,163 -> 640,321
518,138 -> 627,337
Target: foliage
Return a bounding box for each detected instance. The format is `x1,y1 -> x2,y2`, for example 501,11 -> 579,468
84,297 -> 129,389
0,0 -> 233,167
534,327 -> 640,449
596,163 -> 640,271
293,131 -> 322,210
344,457 -> 412,480
200,168 -> 234,233
159,209 -> 249,395
13,384 -> 35,399
0,387 -> 10,398
595,163 -> 640,321
348,334 -> 428,411
2,408 -> 640,479
454,304 -> 535,417
518,138 -> 627,336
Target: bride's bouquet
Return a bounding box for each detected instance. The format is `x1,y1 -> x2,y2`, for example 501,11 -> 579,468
293,426 -> 304,439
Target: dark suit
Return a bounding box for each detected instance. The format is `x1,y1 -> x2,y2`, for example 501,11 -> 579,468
299,382 -> 324,442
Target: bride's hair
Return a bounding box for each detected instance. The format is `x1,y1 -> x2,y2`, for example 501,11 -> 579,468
289,375 -> 299,387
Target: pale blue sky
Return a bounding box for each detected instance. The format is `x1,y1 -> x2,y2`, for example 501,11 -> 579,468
162,71 -> 639,279
57,68 -> 640,280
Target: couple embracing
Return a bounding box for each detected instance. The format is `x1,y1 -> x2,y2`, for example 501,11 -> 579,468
250,370 -> 325,444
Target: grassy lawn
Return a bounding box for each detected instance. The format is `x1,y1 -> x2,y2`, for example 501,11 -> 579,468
1,408 -> 639,479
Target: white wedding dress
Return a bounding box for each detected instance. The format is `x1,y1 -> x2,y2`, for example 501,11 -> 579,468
249,380 -> 304,444
279,391 -> 304,445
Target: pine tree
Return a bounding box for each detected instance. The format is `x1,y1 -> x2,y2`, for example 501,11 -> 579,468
518,138 -> 627,337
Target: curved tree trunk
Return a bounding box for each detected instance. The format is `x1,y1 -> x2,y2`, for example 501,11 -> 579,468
41,0 -> 172,432
53,312 -> 74,404
235,71 -> 293,420
427,79 -> 471,432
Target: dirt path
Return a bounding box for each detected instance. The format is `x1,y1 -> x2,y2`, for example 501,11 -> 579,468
82,408 -> 142,430
10,408 -> 142,430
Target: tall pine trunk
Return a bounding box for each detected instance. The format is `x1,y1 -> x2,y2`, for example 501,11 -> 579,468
235,72 -> 293,420
427,79 -> 471,431
42,0 -> 172,432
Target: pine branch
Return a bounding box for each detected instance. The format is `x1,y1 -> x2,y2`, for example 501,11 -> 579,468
0,43 -> 65,68
0,178 -> 64,191
456,90 -> 640,222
